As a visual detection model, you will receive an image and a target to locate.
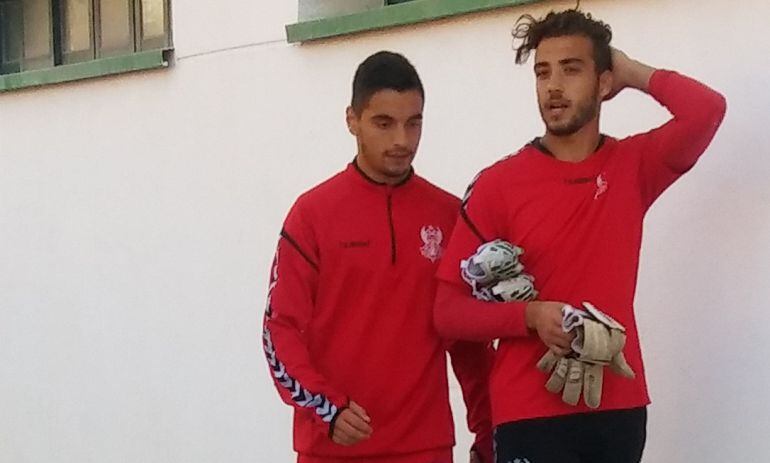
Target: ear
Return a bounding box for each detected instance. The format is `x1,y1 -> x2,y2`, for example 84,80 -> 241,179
598,69 -> 613,101
346,106 -> 359,136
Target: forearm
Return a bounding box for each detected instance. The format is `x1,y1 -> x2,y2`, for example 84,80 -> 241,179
616,49 -> 725,131
449,341 -> 494,463
434,281 -> 530,342
449,340 -> 493,432
619,58 -> 656,93
263,315 -> 347,421
641,70 -> 726,176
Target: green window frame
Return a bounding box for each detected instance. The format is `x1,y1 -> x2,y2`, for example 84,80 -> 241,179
287,0 -> 541,44
0,0 -> 171,92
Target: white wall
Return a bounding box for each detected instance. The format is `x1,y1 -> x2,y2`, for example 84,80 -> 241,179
1,0 -> 768,462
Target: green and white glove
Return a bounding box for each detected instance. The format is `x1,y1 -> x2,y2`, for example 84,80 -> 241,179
460,240 -> 537,302
488,274 -> 538,302
461,240 -> 524,286
537,302 -> 635,409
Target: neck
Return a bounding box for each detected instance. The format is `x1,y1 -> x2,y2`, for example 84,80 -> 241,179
541,119 -> 602,163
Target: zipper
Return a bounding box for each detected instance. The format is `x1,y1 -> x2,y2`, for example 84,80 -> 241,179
386,193 -> 396,264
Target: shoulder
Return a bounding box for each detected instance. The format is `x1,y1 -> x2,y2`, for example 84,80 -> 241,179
285,169 -> 350,227
463,145 -> 536,196
292,169 -> 349,209
412,175 -> 461,210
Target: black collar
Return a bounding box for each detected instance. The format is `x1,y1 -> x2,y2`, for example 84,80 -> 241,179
352,158 -> 414,187
531,135 -> 606,157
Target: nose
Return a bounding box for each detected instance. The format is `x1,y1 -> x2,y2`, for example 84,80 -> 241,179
546,72 -> 564,94
393,125 -> 409,148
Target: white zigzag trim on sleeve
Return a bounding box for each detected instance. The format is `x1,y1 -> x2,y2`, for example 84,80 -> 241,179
262,326 -> 338,423
262,243 -> 339,423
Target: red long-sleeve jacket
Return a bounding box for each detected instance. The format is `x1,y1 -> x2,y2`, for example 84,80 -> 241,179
435,70 -> 726,426
263,162 -> 494,461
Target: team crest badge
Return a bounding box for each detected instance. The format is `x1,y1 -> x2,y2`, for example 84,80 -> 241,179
420,226 -> 444,262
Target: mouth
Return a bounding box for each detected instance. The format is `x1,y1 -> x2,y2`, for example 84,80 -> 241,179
385,151 -> 413,160
546,101 -> 570,117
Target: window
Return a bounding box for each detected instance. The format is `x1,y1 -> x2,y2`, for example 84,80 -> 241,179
288,0 -> 536,44
0,0 -> 170,75
297,0 -> 417,22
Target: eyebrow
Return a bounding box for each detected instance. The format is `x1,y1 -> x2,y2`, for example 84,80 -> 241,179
370,113 -> 423,121
535,57 -> 586,68
559,58 -> 585,66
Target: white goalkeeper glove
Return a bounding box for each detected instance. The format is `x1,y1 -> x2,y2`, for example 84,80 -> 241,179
537,302 -> 635,408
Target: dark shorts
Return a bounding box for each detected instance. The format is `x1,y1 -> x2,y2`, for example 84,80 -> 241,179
494,407 -> 647,463
297,447 -> 453,463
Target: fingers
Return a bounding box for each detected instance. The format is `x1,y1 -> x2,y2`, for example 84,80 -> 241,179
547,343 -> 571,357
561,359 -> 584,406
536,350 -> 560,372
551,329 -> 574,349
348,401 -> 371,423
331,420 -> 370,445
340,410 -> 373,436
330,408 -> 373,446
528,301 -> 580,355
542,323 -> 574,354
331,425 -> 359,446
332,421 -> 367,444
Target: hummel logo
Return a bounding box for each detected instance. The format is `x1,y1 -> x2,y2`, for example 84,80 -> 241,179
564,176 -> 594,184
340,240 -> 370,249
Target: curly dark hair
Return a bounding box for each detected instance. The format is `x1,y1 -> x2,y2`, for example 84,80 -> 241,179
513,9 -> 613,73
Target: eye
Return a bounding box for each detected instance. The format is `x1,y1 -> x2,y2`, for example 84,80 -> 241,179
535,69 -> 549,80
408,119 -> 423,129
376,120 -> 392,129
564,66 -> 580,75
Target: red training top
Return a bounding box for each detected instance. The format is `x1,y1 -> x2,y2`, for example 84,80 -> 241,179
264,162 -> 494,460
435,70 -> 727,426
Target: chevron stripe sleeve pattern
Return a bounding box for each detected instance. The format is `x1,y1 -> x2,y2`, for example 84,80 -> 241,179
261,211 -> 346,427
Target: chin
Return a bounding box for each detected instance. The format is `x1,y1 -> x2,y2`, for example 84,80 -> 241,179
385,158 -> 411,170
389,167 -> 410,177
546,126 -> 569,136
547,122 -> 580,137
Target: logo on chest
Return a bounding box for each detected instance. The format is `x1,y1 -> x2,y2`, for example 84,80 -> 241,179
564,172 -> 609,200
420,226 -> 444,263
594,173 -> 608,199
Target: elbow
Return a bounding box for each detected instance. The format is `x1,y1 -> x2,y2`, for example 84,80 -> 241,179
433,294 -> 452,339
716,93 -> 727,124
708,92 -> 728,129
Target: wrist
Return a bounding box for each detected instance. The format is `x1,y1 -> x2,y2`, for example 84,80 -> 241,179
524,302 -> 539,330
328,407 -> 345,439
626,61 -> 656,91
